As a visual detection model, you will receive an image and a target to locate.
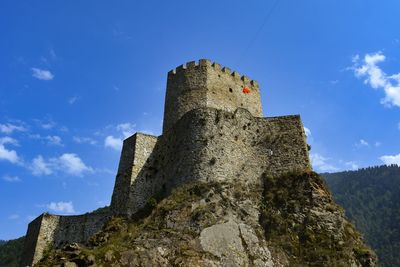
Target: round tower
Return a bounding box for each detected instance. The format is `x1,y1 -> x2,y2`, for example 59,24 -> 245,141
162,59 -> 263,133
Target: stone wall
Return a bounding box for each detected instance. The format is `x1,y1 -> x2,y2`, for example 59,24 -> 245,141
20,212 -> 110,267
115,107 -> 311,216
20,214 -> 48,267
163,59 -> 262,133
110,133 -> 158,215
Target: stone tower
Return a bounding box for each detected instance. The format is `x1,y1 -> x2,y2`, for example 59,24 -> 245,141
21,59 -> 311,266
163,59 -> 262,133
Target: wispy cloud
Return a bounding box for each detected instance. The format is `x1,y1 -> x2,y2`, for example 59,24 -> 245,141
345,161 -> 359,170
104,122 -> 136,151
351,51 -> 400,107
58,153 -> 93,176
2,175 -> 21,182
8,214 -> 20,220
356,139 -> 369,147
29,134 -> 63,146
49,48 -> 57,60
30,153 -> 93,177
329,80 -> 339,85
380,153 -> 400,166
104,135 -> 123,151
31,68 -> 54,81
310,153 -> 338,172
303,127 -> 311,137
0,123 -> 26,134
73,136 -> 97,145
45,201 -> 75,214
30,155 -> 53,176
34,118 -> 56,130
68,96 -> 80,105
116,123 -> 136,138
46,135 -> 63,146
0,137 -> 20,164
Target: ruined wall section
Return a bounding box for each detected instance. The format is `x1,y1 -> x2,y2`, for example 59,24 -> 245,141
52,213 -> 110,247
20,214 -> 54,267
110,133 -> 158,215
123,107 -> 311,216
163,59 -> 262,133
20,212 -> 110,266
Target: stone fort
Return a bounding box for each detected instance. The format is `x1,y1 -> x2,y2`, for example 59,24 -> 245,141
20,59 -> 311,266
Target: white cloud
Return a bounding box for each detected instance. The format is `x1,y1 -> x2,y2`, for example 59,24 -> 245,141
30,153 -> 94,176
73,136 -> 97,145
303,127 -> 311,137
0,136 -> 18,146
31,68 -> 54,81
31,155 -> 53,176
359,139 -> 369,147
46,135 -> 63,146
104,135 -> 122,151
29,134 -> 63,146
46,201 -> 75,214
375,142 -> 381,147
57,153 -> 93,176
34,118 -> 56,130
0,123 -> 26,134
30,153 -> 93,177
2,175 -> 21,182
352,51 -> 400,107
310,153 -> 338,172
116,123 -> 136,138
103,122 -> 136,151
0,137 -> 20,164
345,161 -> 359,170
380,153 -> 400,166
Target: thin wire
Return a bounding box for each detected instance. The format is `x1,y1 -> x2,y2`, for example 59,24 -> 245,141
237,0 -> 280,64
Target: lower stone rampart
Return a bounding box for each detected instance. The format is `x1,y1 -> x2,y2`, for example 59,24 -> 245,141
113,107 -> 311,216
20,212 -> 110,267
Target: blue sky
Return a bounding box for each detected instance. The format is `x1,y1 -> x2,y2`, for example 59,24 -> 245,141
1,0 -> 400,240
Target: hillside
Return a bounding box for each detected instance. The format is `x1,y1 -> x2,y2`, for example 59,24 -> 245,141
323,164 -> 400,267
35,171 -> 376,266
0,237 -> 24,267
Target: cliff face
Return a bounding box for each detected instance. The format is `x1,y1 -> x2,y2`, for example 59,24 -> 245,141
37,171 -> 377,267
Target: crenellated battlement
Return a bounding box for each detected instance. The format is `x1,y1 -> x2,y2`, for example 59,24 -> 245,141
167,59 -> 259,88
163,59 -> 263,133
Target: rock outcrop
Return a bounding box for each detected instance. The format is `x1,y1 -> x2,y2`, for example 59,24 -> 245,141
36,171 -> 377,266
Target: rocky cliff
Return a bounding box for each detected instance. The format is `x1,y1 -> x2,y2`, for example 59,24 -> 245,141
36,171 -> 377,267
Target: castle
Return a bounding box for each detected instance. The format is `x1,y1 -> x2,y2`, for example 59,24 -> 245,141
20,59 -> 311,266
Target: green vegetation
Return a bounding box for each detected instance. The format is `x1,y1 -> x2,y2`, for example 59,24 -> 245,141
260,171 -> 375,266
0,237 -> 24,267
323,164 -> 400,267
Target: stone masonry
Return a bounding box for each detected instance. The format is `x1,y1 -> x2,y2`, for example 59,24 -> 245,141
21,59 -> 311,266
